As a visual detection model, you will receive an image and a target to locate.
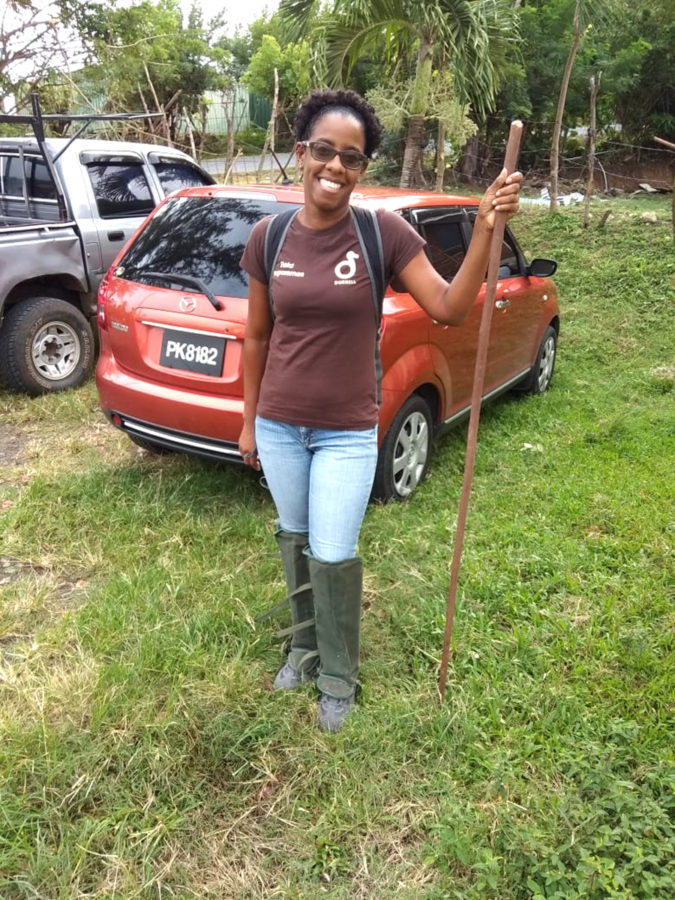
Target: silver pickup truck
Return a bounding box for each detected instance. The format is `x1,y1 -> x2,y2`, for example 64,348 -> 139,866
0,136 -> 214,394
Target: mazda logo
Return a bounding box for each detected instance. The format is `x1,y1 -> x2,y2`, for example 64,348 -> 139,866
179,296 -> 197,313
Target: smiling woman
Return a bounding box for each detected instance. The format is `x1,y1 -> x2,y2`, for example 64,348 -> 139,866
237,88 -> 523,732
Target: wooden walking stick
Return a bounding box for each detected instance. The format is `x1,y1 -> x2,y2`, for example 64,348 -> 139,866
438,120 -> 524,703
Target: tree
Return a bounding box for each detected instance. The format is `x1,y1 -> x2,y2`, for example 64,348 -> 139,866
244,34 -> 310,119
0,0 -> 83,112
243,32 -> 311,156
367,69 -> 478,188
58,0 -> 228,143
279,0 -> 515,188
602,0 -> 674,143
548,0 -> 589,211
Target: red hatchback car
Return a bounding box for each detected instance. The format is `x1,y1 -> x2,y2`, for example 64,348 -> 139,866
96,183 -> 559,500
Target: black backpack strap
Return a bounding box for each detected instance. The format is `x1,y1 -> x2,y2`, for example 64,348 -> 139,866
350,206 -> 386,404
349,206 -> 386,326
263,208 -> 300,320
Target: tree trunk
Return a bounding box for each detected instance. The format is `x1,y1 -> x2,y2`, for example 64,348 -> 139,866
435,120 -> 446,192
584,71 -> 600,228
400,115 -> 427,188
224,90 -> 235,172
549,3 -> 582,212
457,134 -> 479,182
653,137 -> 675,239
399,37 -> 433,189
144,62 -> 171,146
271,67 -> 278,156
258,67 -> 279,182
183,106 -> 197,160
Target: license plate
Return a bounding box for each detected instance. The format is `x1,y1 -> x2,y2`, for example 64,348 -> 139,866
159,329 -> 225,376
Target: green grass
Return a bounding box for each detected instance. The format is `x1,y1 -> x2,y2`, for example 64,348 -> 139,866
1,197 -> 673,898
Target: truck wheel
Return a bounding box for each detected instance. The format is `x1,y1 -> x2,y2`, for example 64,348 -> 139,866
372,394 -> 434,502
0,296 -> 94,395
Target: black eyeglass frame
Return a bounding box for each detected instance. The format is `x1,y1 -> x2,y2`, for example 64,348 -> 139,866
299,140 -> 369,171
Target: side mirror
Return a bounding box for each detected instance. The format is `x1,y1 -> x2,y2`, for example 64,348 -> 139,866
528,258 -> 557,278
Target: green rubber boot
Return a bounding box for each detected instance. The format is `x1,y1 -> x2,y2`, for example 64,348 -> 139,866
308,555 -> 362,732
273,529 -> 318,688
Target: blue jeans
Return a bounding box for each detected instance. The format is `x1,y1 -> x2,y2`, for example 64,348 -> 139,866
255,416 -> 378,562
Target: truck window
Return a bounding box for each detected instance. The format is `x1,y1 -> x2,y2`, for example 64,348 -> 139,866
25,157 -> 57,200
1,155 -> 24,197
85,161 -> 155,218
422,220 -> 466,282
0,154 -> 56,200
152,159 -> 212,194
0,153 -> 58,218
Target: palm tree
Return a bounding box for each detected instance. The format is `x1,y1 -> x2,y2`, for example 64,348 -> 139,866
279,0 -> 515,188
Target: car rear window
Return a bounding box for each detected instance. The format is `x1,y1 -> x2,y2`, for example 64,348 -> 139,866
118,195 -> 299,299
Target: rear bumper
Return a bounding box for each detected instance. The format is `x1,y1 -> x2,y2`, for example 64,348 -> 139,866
96,353 -> 244,464
104,411 -> 243,463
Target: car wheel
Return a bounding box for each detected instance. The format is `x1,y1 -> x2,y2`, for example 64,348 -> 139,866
372,394 -> 434,502
0,296 -> 94,395
515,325 -> 557,395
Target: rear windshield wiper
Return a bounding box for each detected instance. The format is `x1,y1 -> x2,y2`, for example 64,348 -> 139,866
134,270 -> 223,311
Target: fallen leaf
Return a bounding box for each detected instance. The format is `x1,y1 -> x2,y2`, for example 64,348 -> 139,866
257,777 -> 281,802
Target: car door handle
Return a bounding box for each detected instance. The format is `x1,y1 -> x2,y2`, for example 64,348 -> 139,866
495,299 -> 511,309
107,231 -> 125,241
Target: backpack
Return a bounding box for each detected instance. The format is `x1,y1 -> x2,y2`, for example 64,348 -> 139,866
262,204 -> 387,401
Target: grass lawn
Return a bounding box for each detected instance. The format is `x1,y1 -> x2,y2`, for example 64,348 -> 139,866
0,196 -> 673,898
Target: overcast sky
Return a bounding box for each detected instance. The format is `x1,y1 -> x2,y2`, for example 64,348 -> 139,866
2,0 -> 281,108
180,0 -> 280,33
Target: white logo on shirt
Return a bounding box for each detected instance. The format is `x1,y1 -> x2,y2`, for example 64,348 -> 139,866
334,251 -> 359,283
274,261 -> 305,278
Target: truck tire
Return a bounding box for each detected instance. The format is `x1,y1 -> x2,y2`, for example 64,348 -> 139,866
0,296 -> 94,395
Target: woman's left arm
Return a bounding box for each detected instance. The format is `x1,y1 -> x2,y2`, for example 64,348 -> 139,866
397,169 -> 523,326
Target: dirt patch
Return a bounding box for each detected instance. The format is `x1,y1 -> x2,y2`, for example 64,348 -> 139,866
0,557 -> 90,655
0,556 -> 48,586
0,426 -> 31,467
1,556 -> 89,603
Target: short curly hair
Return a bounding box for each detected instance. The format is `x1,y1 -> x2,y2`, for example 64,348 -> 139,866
294,89 -> 383,160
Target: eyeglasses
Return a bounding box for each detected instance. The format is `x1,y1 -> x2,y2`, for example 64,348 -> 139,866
300,140 -> 369,170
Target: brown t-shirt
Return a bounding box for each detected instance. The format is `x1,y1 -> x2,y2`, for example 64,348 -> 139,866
240,207 -> 425,430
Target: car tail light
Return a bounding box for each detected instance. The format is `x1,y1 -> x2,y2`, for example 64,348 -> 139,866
97,267 -> 114,330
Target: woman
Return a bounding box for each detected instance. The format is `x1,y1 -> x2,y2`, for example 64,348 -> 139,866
239,89 -> 521,732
